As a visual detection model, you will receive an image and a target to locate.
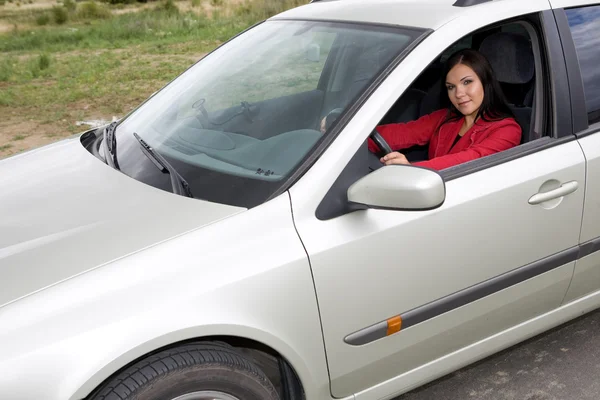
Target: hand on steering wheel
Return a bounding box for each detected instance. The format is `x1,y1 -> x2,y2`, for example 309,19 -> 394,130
369,129 -> 393,155
368,130 -> 410,166
320,108 -> 344,133
380,151 -> 410,166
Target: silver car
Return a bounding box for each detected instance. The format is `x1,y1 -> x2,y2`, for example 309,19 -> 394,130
1,0 -> 600,399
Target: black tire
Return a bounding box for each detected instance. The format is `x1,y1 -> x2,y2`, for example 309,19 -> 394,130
90,342 -> 280,400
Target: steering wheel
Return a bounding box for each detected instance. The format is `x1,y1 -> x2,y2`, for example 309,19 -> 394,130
369,129 -> 393,155
321,108 -> 344,132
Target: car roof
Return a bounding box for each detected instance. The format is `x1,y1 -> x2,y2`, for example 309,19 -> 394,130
270,0 -> 526,30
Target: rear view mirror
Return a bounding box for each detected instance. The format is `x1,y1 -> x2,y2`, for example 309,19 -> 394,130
306,43 -> 320,62
347,165 -> 445,210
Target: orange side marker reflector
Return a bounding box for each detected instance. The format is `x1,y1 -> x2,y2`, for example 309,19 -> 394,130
386,316 -> 402,336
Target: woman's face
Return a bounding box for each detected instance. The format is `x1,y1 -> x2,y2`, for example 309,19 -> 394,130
445,63 -> 484,119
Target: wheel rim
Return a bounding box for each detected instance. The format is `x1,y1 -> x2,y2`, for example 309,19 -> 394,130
171,391 -> 241,400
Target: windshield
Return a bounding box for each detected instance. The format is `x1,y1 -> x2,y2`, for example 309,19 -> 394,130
112,20 -> 422,207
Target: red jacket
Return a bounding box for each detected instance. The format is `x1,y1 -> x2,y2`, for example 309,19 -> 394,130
368,109 -> 522,170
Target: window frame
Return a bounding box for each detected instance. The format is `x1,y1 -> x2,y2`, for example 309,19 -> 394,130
377,11 -> 570,182
314,11 -> 572,220
441,10 -> 574,181
555,6 -> 600,136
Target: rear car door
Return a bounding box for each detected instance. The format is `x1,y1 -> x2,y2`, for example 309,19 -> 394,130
553,4 -> 600,302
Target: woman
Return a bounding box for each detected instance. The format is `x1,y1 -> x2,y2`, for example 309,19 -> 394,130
368,48 -> 522,171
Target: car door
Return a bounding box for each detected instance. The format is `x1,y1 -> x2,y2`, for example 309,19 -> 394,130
554,4 -> 600,303
289,8 -> 586,399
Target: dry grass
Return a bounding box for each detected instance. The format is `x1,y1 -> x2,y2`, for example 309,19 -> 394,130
0,0 -> 308,159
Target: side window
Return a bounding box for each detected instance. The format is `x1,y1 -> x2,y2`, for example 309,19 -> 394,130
565,6 -> 600,125
381,21 -> 539,140
376,19 -> 546,172
440,36 -> 472,63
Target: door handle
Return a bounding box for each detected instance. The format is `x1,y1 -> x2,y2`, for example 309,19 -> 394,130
529,181 -> 579,205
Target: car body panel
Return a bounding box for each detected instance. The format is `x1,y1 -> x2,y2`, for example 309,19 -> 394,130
3,0 -> 600,399
290,3 -> 582,396
273,0 -> 465,30
0,135 -> 244,309
564,251 -> 600,303
575,131 -> 600,243
564,130 -> 600,302
274,0 -> 551,31
293,140 -> 586,397
0,193 -> 333,400
355,276 -> 600,400
550,0 -> 598,7
338,264 -> 575,397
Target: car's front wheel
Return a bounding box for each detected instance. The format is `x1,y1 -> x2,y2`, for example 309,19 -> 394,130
90,342 -> 280,400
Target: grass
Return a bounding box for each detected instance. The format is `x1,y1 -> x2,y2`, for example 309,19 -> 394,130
1,49 -> 192,109
51,5 -> 68,24
0,0 -> 309,158
76,2 -> 111,20
0,0 -> 307,52
0,9 -> 235,52
35,12 -> 50,25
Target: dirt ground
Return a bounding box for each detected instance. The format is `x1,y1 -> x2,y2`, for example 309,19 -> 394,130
0,0 -> 241,159
0,0 -> 248,32
0,110 -> 114,159
0,51 -> 206,159
0,0 -> 57,32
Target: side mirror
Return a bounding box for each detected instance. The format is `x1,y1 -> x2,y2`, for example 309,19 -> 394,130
347,165 -> 445,210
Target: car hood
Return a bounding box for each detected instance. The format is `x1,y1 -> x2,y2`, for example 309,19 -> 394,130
0,135 -> 245,309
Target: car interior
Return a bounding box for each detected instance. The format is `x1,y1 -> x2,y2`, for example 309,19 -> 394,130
377,20 -> 543,163
155,19 -> 544,185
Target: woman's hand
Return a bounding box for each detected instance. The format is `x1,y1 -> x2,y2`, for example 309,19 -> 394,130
320,116 -> 327,134
380,152 -> 410,166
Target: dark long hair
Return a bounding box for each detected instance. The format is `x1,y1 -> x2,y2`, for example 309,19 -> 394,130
439,48 -> 514,127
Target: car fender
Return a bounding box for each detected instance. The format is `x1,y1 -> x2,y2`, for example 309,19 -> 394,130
0,193 -> 332,400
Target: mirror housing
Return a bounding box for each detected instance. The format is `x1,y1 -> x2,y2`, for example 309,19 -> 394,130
347,165 -> 445,210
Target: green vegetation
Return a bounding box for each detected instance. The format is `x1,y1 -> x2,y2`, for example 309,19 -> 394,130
38,52 -> 51,69
76,1 -> 111,20
35,13 -> 50,25
1,0 -> 306,53
0,0 -> 309,158
158,0 -> 179,15
51,5 -> 68,24
62,0 -> 76,12
2,10 -> 220,52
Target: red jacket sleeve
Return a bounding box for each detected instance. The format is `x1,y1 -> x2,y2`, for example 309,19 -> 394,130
414,119 -> 522,171
368,110 -> 447,153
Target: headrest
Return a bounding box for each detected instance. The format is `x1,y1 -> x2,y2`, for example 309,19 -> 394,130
479,32 -> 534,84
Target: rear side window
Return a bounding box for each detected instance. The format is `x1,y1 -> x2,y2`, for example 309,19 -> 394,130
565,6 -> 600,125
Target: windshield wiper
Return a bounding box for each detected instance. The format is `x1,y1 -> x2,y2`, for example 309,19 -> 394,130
103,121 -> 120,170
133,132 -> 194,198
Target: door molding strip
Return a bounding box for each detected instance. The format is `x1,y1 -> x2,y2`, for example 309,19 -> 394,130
343,241 -> 600,345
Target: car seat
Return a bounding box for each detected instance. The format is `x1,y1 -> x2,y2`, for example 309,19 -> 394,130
478,31 -> 535,143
